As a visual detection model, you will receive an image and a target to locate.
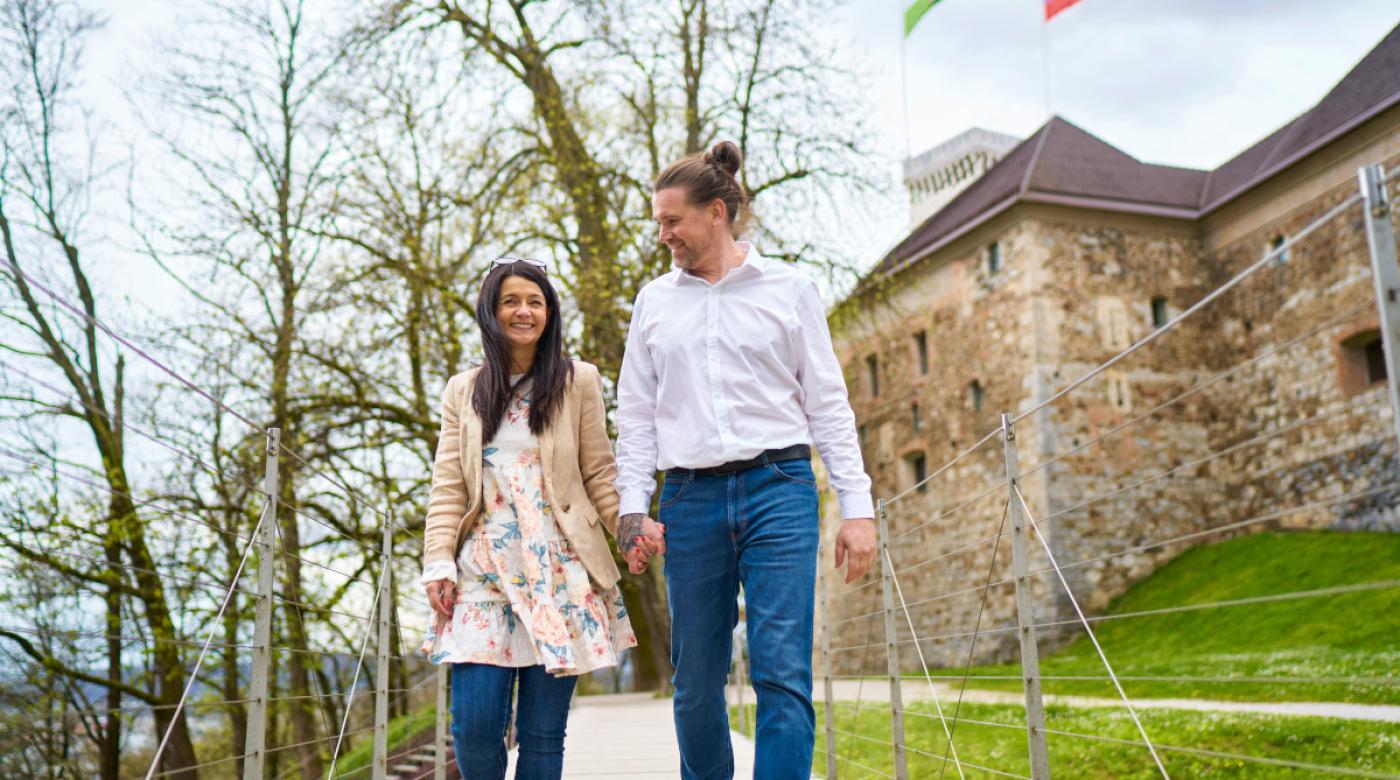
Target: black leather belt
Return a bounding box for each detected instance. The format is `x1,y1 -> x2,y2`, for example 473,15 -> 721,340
670,444 -> 811,477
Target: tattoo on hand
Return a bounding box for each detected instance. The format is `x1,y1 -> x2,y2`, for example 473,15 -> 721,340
618,513 -> 646,554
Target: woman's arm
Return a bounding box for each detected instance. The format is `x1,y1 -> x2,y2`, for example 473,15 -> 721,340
576,364 -> 621,538
423,373 -> 469,570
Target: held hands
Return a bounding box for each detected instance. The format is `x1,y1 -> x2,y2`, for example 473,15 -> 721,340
834,518 -> 877,584
618,513 -> 666,574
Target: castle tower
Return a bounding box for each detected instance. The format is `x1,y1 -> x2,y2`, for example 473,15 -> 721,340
903,127 -> 1022,227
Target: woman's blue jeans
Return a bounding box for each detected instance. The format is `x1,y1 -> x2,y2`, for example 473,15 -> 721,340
660,456 -> 820,780
450,662 -> 577,780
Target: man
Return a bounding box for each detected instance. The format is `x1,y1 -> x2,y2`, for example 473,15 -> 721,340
614,140 -> 877,780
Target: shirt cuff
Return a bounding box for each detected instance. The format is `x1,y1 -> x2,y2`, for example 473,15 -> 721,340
838,492 -> 875,521
618,488 -> 654,517
420,560 -> 457,585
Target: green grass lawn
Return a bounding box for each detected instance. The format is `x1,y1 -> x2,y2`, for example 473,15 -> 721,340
732,700 -> 1400,779
906,531 -> 1400,705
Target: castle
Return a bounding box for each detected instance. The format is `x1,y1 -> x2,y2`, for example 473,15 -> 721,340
820,24 -> 1400,669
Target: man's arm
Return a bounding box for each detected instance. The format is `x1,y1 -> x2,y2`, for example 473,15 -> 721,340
615,290 -> 661,518
792,280 -> 877,582
792,280 -> 874,521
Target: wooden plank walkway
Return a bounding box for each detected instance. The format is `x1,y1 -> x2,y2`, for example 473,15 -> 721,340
506,691 -> 761,778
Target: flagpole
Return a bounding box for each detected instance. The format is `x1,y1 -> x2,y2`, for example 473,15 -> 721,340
1040,9 -> 1052,117
901,31 -> 912,159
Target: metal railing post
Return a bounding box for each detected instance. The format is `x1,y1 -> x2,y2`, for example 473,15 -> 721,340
241,428 -> 279,780
372,519 -> 392,780
1002,413 -> 1051,779
818,540 -> 838,780
435,663 -> 449,780
1359,164 -> 1400,450
877,499 -> 909,780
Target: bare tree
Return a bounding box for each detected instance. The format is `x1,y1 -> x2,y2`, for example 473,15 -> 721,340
0,0 -> 203,775
139,0 -> 351,774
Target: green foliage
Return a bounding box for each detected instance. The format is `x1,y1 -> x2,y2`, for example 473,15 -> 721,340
332,703 -> 438,778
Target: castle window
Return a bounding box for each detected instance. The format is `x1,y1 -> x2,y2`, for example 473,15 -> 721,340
1105,370 -> 1132,412
986,242 -> 1002,275
913,330 -> 929,376
903,451 -> 928,493
1095,296 -> 1132,351
1368,339 -> 1386,383
1151,297 -> 1169,328
1269,235 -> 1289,264
912,403 -> 921,432
866,354 -> 880,397
1338,329 -> 1388,396
970,380 -> 985,412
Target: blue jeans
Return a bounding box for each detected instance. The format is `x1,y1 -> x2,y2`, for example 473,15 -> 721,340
660,456 -> 820,780
450,663 -> 578,780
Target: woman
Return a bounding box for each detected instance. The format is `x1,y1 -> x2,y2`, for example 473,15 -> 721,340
420,258 -> 661,779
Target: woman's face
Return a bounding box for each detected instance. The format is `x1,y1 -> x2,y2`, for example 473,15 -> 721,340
496,274 -> 548,353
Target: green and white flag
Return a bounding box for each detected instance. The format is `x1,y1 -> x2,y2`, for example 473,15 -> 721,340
904,0 -> 944,37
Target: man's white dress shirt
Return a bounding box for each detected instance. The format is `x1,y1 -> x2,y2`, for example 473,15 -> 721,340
614,244 -> 874,521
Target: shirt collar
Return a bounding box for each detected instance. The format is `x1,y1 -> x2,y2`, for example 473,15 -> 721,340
673,242 -> 764,286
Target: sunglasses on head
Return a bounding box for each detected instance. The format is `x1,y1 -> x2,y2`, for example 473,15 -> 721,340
493,256 -> 548,272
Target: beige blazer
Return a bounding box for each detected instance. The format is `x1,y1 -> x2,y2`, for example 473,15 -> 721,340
422,360 -> 623,590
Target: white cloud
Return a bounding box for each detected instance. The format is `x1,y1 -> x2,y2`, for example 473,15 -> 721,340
837,0 -> 1400,171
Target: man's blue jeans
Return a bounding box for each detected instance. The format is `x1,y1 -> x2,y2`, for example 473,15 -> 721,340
450,662 -> 578,780
660,456 -> 820,780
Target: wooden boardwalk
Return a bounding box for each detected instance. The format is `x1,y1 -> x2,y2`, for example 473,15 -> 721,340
506,691 -> 761,778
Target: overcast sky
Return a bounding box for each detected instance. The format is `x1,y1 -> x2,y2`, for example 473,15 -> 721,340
75,0 -> 1400,279
837,0 -> 1400,174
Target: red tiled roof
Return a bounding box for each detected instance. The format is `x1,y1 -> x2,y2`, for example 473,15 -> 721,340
874,22 -> 1400,279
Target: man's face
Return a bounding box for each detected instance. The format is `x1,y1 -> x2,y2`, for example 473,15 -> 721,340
652,187 -> 719,270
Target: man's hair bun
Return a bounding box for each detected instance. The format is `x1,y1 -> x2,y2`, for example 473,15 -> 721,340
655,139 -> 749,234
703,140 -> 742,177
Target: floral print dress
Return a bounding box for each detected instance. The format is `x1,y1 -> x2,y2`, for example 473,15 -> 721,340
420,378 -> 636,676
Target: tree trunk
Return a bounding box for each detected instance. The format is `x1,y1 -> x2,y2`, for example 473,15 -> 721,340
101,533 -> 121,780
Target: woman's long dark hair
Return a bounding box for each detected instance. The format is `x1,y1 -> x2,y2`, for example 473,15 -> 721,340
472,261 -> 573,442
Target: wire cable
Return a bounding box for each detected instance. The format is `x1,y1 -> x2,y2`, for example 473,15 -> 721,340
1011,191 -> 1363,425
1017,302 -> 1374,480
1014,484 -> 1168,779
883,548 -> 965,779
144,500 -> 269,779
0,257 -> 263,431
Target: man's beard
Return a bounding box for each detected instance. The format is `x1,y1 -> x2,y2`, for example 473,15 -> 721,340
671,238 -> 705,269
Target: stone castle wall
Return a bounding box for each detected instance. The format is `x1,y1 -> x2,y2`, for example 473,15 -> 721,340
819,151 -> 1400,675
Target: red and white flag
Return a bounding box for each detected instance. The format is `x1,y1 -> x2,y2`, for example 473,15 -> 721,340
1044,0 -> 1081,21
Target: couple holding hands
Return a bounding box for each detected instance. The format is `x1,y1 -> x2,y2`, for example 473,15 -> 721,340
420,141 -> 877,780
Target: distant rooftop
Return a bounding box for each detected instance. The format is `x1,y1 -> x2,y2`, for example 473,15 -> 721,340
873,21 -> 1400,281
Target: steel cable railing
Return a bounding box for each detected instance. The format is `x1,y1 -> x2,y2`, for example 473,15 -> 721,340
0,253 -> 426,548
144,500 -> 270,777
1040,726 -> 1400,779
816,165 -> 1400,779
1014,484 -> 1168,777
883,547 -> 966,779
0,259 -> 448,779
1008,190 -> 1366,428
